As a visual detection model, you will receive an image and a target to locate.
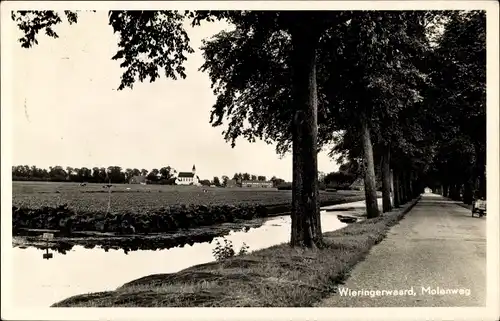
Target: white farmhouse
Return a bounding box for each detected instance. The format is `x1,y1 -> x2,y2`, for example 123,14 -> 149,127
176,164 -> 201,186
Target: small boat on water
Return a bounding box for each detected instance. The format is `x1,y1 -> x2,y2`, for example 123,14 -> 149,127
337,215 -> 358,224
324,207 -> 356,212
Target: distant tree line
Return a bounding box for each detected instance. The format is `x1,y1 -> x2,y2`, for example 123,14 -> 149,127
321,161 -> 386,191
199,173 -> 287,188
12,165 -> 177,184
12,162 -> 371,190
228,173 -> 287,188
12,165 -> 289,188
230,173 -> 268,182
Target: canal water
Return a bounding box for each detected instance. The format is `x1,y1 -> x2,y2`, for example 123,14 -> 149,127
11,199 -> 376,307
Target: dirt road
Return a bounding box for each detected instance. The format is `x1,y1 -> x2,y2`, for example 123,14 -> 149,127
317,193 -> 486,307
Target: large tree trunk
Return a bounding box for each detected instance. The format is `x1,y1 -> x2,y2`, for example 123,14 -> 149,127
442,183 -> 449,197
479,170 -> 486,198
449,183 -> 460,201
455,183 -> 461,200
361,117 -> 380,218
408,172 -> 413,199
406,172 -> 410,200
477,163 -> 486,199
399,172 -> 405,203
463,176 -> 473,205
400,171 -> 408,204
390,169 -> 395,205
411,176 -> 417,197
416,177 -> 423,196
405,172 -> 410,202
474,143 -> 486,199
393,170 -> 401,208
381,145 -> 392,213
448,182 -> 453,199
412,173 -> 419,198
289,28 -> 322,248
455,183 -> 462,200
408,172 -> 414,199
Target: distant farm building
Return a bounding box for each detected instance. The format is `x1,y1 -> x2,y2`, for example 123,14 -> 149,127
176,164 -> 201,186
129,175 -> 147,184
241,180 -> 274,188
225,179 -> 239,188
349,177 -> 364,191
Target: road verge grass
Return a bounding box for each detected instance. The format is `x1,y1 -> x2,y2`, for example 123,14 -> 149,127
52,196 -> 421,307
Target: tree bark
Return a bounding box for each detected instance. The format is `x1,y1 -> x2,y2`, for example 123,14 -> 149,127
479,171 -> 486,199
442,183 -> 449,197
406,172 -> 410,199
477,163 -> 486,198
416,178 -> 423,196
455,183 -> 461,200
474,143 -> 486,199
399,172 -> 405,203
390,169 -> 395,205
408,172 -> 414,199
408,172 -> 413,199
393,170 -> 401,208
449,183 -> 460,201
463,177 -> 473,205
361,117 -> 380,218
406,173 -> 411,200
401,171 -> 407,203
289,27 -> 322,248
411,176 -> 417,197
412,173 -> 419,197
381,145 -> 392,213
453,184 -> 459,200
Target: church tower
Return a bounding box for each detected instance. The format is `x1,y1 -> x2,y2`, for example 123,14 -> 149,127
192,164 -> 196,174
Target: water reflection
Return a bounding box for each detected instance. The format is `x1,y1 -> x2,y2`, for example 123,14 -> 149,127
42,247 -> 53,260
14,223 -> 261,256
12,200 -> 383,307
12,210 -> 348,308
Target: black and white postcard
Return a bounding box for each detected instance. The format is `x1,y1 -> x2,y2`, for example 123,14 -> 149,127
1,1 -> 499,320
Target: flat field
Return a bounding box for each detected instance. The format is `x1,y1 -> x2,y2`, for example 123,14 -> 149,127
12,181 -> 369,234
12,181 -> 366,214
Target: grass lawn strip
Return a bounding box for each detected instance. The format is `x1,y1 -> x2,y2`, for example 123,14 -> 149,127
52,196 -> 421,307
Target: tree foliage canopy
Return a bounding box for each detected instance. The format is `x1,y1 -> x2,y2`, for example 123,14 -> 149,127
12,10 -> 194,90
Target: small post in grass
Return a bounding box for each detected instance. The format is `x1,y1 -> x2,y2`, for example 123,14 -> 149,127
106,169 -> 112,214
42,232 -> 54,260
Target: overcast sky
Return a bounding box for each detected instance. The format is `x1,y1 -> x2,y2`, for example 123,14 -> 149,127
11,11 -> 342,181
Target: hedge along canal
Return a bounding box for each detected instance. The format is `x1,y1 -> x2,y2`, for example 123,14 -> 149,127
11,199 -> 376,308
12,196 -> 366,236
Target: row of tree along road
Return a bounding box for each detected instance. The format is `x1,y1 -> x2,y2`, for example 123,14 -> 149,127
12,10 -> 485,248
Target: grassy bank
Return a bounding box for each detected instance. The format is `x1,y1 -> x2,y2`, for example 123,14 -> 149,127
53,196 -> 421,307
12,197 -> 363,235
